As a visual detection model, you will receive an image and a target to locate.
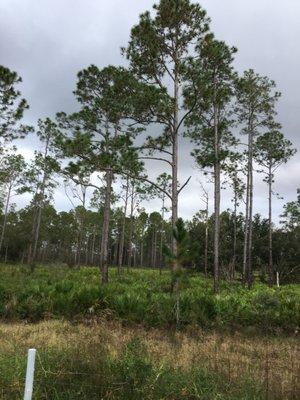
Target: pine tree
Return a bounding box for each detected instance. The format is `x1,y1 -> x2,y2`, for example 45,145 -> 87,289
56,66 -> 143,283
255,130 -> 296,285
235,70 -> 280,288
123,0 -> 210,267
184,36 -> 237,293
0,65 -> 32,145
0,150 -> 26,254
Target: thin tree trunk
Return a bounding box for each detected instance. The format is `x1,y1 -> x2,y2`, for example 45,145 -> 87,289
85,236 -> 89,265
32,203 -> 43,264
100,170 -> 113,284
204,192 -> 209,277
30,135 -> 50,267
91,229 -> 96,265
0,182 -> 12,254
268,165 -> 274,286
232,192 -> 237,280
247,133 -> 254,289
127,182 -> 135,270
4,245 -> 8,263
159,195 -> 165,275
42,244 -> 46,264
213,85 -> 220,294
153,228 -> 157,268
118,178 -> 129,273
243,128 -> 252,283
140,239 -> 144,268
133,246 -> 136,268
172,63 -> 179,271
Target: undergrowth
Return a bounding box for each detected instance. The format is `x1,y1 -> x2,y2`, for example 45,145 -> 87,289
0,265 -> 299,333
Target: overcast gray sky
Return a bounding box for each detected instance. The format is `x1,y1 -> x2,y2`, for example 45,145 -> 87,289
1,0 -> 299,222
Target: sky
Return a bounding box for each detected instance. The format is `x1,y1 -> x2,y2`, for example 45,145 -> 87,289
1,0 -> 299,223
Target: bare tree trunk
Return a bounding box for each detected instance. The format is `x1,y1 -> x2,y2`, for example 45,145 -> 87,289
27,189 -> 38,265
268,165 -> 274,286
153,228 -> 157,268
213,92 -> 220,294
172,66 -> 179,271
0,182 -> 12,254
4,245 -> 8,263
100,170 -> 113,284
159,195 -> 165,275
42,244 -> 47,264
214,165 -> 220,293
32,203 -> 43,264
91,229 -> 96,265
85,236 -> 89,265
30,135 -> 50,268
247,133 -> 254,289
232,192 -> 237,280
243,170 -> 250,282
133,246 -> 136,268
140,239 -> 144,268
118,178 -> 129,273
74,233 -> 79,265
203,189 -> 209,277
127,182 -> 135,270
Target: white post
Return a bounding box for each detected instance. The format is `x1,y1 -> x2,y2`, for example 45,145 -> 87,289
24,349 -> 36,400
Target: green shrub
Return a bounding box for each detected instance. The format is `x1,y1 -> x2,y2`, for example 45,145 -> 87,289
0,264 -> 299,332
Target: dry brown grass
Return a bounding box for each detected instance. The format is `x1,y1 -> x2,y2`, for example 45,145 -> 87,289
0,321 -> 299,399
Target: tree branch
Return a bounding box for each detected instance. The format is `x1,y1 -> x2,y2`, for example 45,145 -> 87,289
138,156 -> 172,166
178,176 -> 192,195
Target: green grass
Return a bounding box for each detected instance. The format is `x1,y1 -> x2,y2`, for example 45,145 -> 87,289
0,264 -> 299,333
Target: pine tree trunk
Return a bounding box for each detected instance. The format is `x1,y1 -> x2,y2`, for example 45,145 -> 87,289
100,170 -> 113,284
118,178 -> 129,273
91,229 -> 96,265
247,133 -> 254,289
0,182 -> 12,254
232,192 -> 238,280
172,65 -> 179,271
140,239 -> 144,268
127,183 -> 135,270
30,135 -> 50,267
213,90 -> 220,294
32,203 -> 43,264
243,170 -> 250,282
243,126 -> 254,285
204,195 -> 209,277
159,196 -> 165,275
154,228 -> 157,268
268,165 -> 274,286
4,245 -> 8,263
85,236 -> 89,265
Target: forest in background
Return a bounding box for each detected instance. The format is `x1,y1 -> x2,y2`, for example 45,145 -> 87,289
0,0 -> 299,290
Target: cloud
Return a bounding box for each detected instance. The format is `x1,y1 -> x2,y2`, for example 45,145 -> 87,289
1,0 -> 299,222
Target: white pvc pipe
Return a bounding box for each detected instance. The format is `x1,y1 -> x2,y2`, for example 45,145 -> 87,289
24,349 -> 36,400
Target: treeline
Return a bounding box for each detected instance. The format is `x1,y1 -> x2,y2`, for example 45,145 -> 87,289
0,1 -> 299,291
0,198 -> 299,284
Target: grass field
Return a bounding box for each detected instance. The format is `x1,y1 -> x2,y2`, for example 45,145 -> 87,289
0,264 -> 299,399
0,320 -> 299,399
